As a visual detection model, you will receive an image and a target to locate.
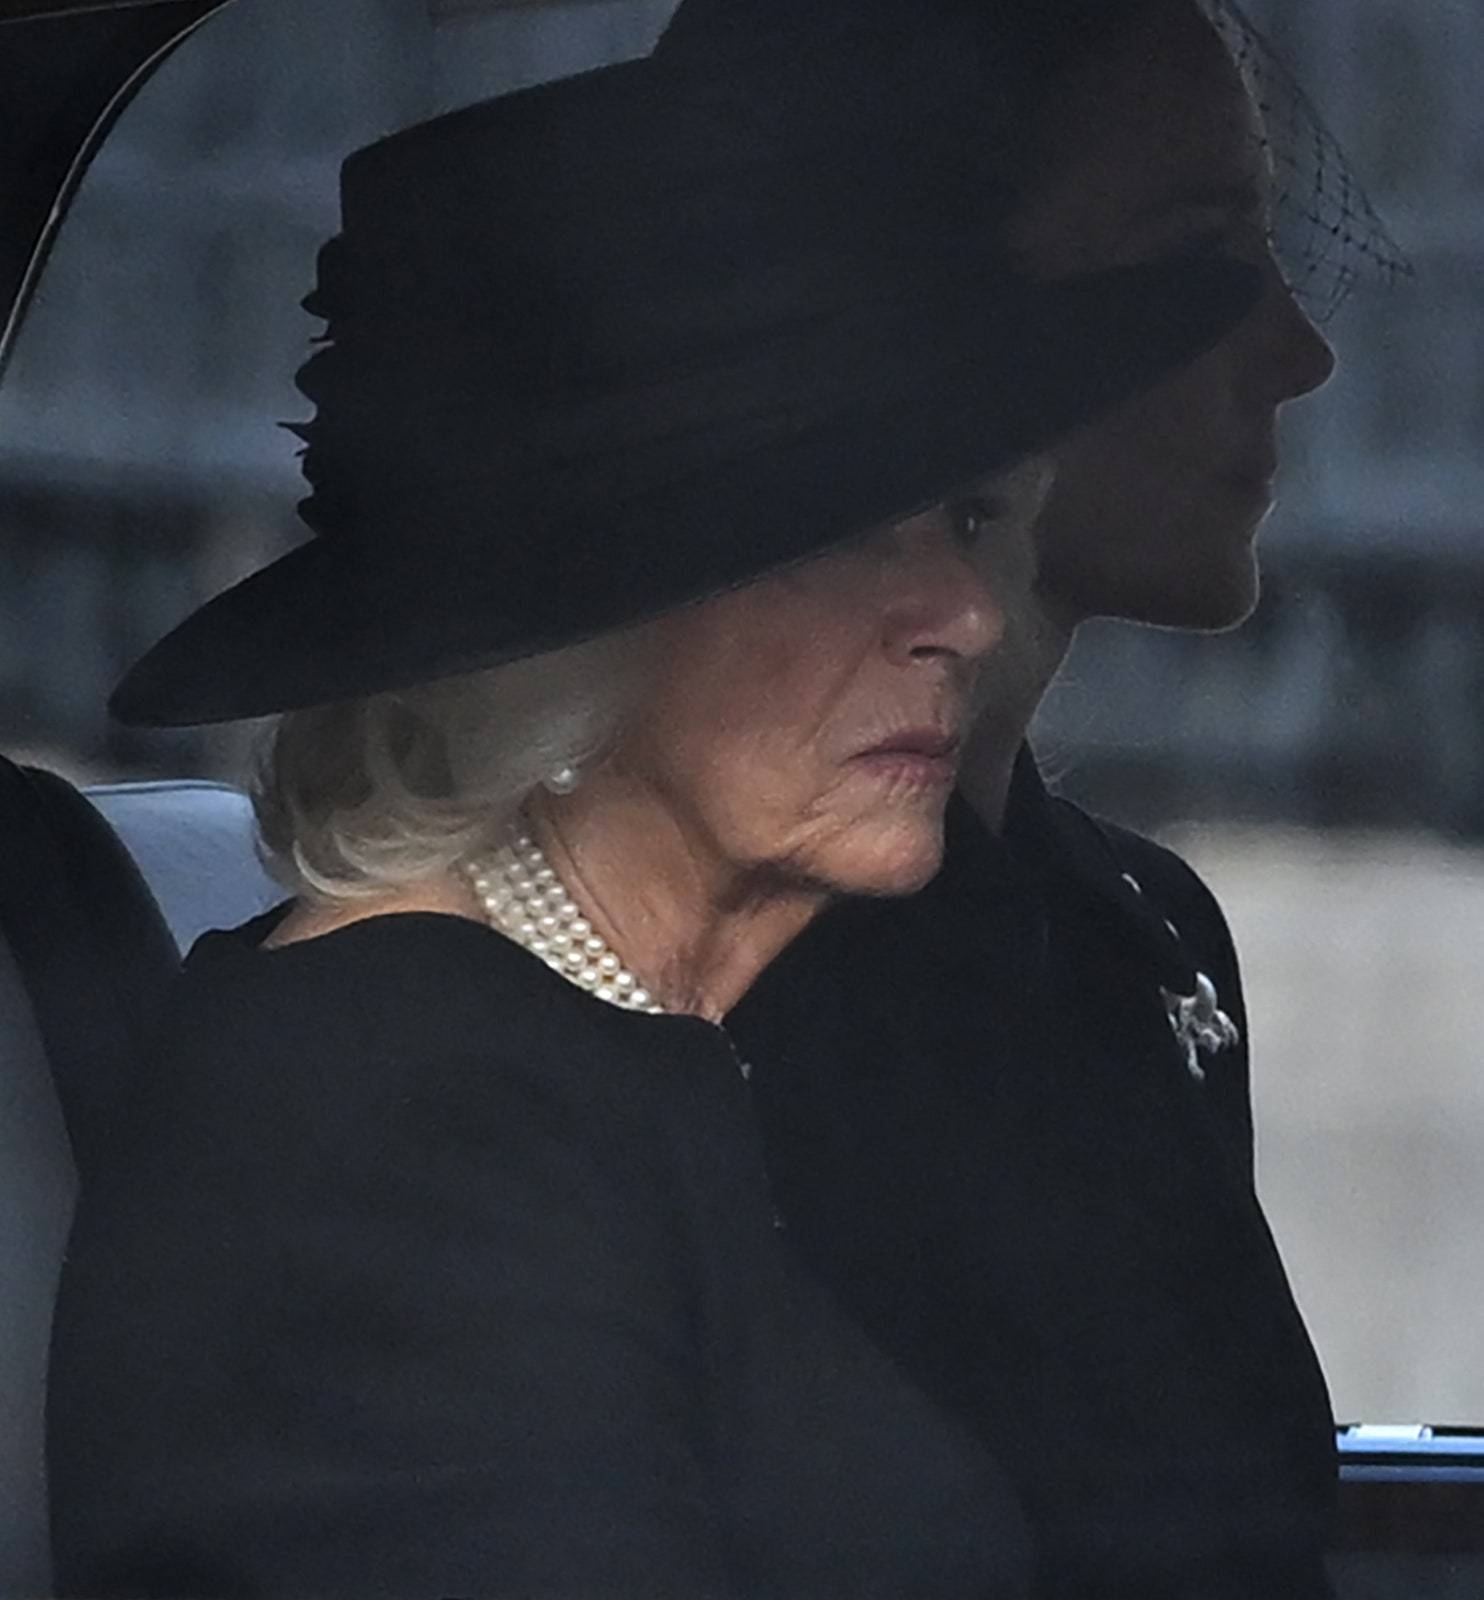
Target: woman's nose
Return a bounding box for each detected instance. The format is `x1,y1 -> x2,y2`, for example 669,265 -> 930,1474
881,531 -> 1004,667
1260,260 -> 1338,404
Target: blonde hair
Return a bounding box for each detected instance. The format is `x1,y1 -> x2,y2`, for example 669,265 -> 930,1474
253,630 -> 651,902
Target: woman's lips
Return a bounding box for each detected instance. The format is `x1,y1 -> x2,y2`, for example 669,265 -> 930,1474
851,731 -> 961,786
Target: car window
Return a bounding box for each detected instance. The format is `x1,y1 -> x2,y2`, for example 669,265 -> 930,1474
0,0 -> 1478,1439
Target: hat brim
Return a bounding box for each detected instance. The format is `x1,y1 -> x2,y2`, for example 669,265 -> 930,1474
112,255 -> 1261,727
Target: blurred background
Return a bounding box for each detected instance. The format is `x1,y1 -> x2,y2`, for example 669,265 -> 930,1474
0,0 -> 1479,1431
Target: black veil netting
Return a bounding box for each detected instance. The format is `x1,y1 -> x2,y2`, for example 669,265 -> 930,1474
1206,0 -> 1412,323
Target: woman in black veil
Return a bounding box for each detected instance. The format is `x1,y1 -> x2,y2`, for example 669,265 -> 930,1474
732,3 -> 1403,1596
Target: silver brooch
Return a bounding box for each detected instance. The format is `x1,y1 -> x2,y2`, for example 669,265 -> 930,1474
1161,972 -> 1241,1083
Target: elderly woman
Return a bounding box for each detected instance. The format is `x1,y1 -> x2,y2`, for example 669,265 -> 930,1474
45,1 -> 1262,1595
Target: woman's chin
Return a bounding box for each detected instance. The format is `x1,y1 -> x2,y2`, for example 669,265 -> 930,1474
1103,552 -> 1262,634
819,820 -> 948,899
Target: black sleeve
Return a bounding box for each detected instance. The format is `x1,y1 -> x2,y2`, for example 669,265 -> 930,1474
51,1020 -> 737,1600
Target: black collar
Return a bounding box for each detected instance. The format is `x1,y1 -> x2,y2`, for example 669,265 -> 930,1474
952,746 -> 1202,995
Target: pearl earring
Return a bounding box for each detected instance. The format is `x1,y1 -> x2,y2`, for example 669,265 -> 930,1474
542,763 -> 582,797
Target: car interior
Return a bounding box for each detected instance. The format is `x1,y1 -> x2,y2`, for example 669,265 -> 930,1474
0,2 -> 1479,1598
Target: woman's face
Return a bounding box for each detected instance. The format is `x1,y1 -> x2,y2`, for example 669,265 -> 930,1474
595,472 -> 1046,903
1006,0 -> 1338,632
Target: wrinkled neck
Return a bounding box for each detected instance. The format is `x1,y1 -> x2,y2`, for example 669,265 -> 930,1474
526,786 -> 830,1024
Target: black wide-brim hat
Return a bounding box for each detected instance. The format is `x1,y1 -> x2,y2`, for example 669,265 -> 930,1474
112,0 -> 1262,728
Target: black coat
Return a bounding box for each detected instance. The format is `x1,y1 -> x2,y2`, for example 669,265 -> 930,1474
47,910 -> 1031,1599
729,753 -> 1338,1599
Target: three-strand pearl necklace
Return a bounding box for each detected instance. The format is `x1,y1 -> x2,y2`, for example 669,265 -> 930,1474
463,829 -> 664,1013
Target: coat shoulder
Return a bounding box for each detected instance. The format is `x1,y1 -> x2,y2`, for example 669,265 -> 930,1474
1100,817 -> 1234,951
1048,798 -> 1239,971
1048,800 -> 1255,1164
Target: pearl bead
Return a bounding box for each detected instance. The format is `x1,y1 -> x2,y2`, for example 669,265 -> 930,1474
463,834 -> 666,1020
